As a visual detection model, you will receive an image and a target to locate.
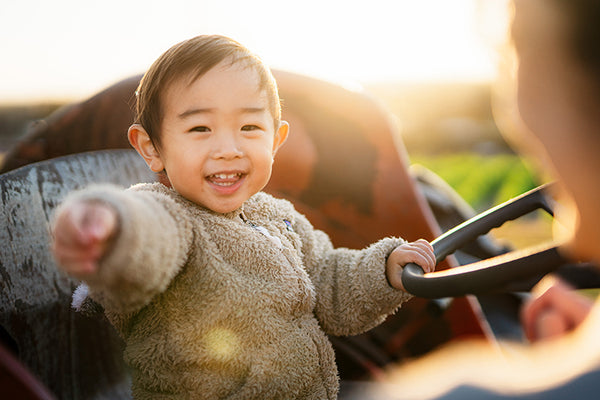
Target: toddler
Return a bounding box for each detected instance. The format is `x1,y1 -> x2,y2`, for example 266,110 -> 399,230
51,34 -> 435,399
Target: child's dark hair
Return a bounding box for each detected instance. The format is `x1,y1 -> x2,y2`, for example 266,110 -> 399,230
134,35 -> 281,147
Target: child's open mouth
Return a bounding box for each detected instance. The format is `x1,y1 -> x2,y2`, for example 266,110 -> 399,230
207,172 -> 245,187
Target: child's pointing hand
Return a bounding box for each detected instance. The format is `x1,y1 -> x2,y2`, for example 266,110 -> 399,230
52,200 -> 118,278
386,239 -> 436,292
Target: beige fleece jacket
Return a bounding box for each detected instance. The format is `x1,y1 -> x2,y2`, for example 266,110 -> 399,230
57,182 -> 412,399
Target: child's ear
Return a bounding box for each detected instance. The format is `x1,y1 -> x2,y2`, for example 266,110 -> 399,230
128,124 -> 165,172
272,121 -> 289,155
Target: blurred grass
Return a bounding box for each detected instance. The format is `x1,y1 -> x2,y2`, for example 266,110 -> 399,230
411,152 -> 554,249
491,214 -> 554,249
411,152 -> 540,212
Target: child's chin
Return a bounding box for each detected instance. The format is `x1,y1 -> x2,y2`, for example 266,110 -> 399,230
209,201 -> 244,214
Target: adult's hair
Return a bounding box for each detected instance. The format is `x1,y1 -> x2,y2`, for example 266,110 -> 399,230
134,34 -> 281,147
552,0 -> 600,92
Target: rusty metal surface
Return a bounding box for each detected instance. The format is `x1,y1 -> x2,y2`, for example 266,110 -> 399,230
0,149 -> 156,399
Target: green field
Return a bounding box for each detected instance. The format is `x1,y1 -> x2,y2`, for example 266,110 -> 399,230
411,152 -> 541,212
411,152 -> 555,248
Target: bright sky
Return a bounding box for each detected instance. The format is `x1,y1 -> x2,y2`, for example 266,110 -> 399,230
0,0 -> 509,104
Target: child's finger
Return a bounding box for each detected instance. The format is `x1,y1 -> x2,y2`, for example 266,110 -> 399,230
55,256 -> 98,276
413,252 -> 435,273
52,241 -> 103,264
52,237 -> 102,272
412,239 -> 436,271
402,240 -> 436,272
79,203 -> 118,242
71,202 -> 116,247
400,249 -> 433,273
51,201 -> 117,276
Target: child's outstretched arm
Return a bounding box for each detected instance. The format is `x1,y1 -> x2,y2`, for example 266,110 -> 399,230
385,239 -> 436,292
51,199 -> 118,278
50,184 -> 194,313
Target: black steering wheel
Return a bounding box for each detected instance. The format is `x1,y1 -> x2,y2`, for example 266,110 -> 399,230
401,183 -> 572,298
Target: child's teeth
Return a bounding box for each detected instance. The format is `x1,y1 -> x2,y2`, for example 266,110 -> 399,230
209,173 -> 242,186
215,173 -> 237,179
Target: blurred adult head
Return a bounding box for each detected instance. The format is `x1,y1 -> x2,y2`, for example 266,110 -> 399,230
509,0 -> 600,264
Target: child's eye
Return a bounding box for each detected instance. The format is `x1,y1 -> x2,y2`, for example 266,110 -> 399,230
189,126 -> 210,133
241,125 -> 261,132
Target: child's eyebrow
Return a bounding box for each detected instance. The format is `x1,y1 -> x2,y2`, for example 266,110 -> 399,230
239,107 -> 267,114
178,107 -> 267,119
178,108 -> 212,119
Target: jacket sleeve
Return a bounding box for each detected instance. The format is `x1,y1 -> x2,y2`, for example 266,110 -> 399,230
54,183 -> 193,313
292,211 -> 413,336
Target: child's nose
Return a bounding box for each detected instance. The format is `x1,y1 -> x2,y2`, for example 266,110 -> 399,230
212,133 -> 243,159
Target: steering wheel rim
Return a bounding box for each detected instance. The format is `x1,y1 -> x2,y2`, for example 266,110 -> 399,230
401,183 -> 571,298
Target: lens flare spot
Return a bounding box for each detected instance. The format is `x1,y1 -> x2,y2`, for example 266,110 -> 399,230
204,327 -> 239,361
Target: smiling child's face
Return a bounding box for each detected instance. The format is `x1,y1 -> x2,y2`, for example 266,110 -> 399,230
149,60 -> 288,214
